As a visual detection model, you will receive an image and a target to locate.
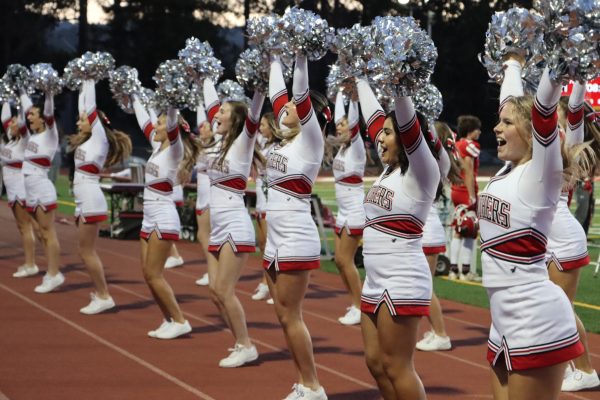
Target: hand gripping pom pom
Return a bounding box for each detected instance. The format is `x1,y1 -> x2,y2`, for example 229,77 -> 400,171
178,37 -> 224,84
217,80 -> 249,105
0,79 -> 16,104
280,7 -> 335,61
63,58 -> 84,91
3,64 -> 33,94
331,24 -> 372,79
413,83 -> 443,124
326,62 -> 356,102
153,59 -> 192,110
235,48 -> 270,94
109,66 -> 142,114
30,63 -> 63,95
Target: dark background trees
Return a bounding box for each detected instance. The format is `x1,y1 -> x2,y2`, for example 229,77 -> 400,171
0,0 -> 535,158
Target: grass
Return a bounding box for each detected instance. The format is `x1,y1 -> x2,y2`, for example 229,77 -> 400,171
46,174 -> 600,333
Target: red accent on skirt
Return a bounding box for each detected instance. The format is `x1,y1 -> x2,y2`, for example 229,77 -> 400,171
360,301 -> 430,317
487,340 -> 584,371
423,245 -> 446,255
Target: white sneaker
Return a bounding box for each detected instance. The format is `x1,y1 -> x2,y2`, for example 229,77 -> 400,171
195,273 -> 209,286
416,330 -> 452,351
155,320 -> 192,339
562,366 -> 600,391
338,305 -> 361,326
266,298 -> 274,305
34,272 -> 65,293
80,293 -> 115,315
448,271 -> 458,280
251,282 -> 270,301
13,264 -> 39,278
148,319 -> 171,338
284,383 -> 328,400
218,343 -> 258,368
460,271 -> 482,282
164,256 -> 184,269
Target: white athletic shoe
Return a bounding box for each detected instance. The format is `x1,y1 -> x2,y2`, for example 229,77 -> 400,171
251,282 -> 270,301
80,293 -> 115,315
460,271 -> 482,282
266,298 -> 274,305
155,320 -> 192,339
416,330 -> 452,351
164,256 -> 184,269
34,272 -> 65,293
283,384 -> 328,400
13,264 -> 39,278
562,365 -> 600,392
448,271 -> 458,280
218,344 -> 258,368
338,305 -> 361,326
147,320 -> 172,338
195,273 -> 209,286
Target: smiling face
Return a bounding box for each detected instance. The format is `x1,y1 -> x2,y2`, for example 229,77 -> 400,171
76,113 -> 91,135
336,118 -> 350,142
214,103 -> 234,136
281,100 -> 300,128
494,103 -> 531,165
153,115 -> 168,143
259,116 -> 273,139
27,107 -> 45,133
8,116 -> 19,138
380,117 -> 400,167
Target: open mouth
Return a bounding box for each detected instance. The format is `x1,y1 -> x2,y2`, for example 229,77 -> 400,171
496,137 -> 506,147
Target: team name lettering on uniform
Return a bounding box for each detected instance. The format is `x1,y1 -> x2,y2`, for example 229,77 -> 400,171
210,159 -> 230,174
26,141 -> 38,154
332,159 -> 345,172
74,148 -> 86,162
0,148 -> 11,159
478,193 -> 510,229
146,161 -> 159,177
268,153 -> 288,173
364,185 -> 394,211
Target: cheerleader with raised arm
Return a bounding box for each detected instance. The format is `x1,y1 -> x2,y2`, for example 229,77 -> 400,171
203,77 -> 264,367
356,77 -> 440,400
70,80 -> 131,314
21,90 -> 63,293
131,95 -> 192,339
265,54 -> 331,400
481,58 -> 585,399
1,102 -> 38,278
331,89 -> 366,326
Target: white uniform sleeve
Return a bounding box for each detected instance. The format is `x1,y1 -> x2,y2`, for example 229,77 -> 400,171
269,56 -> 289,129
292,54 -> 324,163
347,100 -> 366,164
334,89 -> 345,125
132,94 -> 158,149
356,78 -> 385,148
43,93 -> 58,141
196,102 -> 207,130
499,60 -> 524,109
229,91 -> 265,162
519,67 -> 563,206
1,102 -> 11,137
167,107 -> 183,162
78,89 -> 85,116
565,81 -> 586,147
203,78 -> 221,132
83,79 -> 107,144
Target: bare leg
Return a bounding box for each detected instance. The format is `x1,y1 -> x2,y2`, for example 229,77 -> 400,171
507,362 -> 566,400
78,222 -> 110,298
361,312 -> 397,400
33,207 -> 60,276
12,203 -> 36,267
425,253 -> 448,337
334,230 -> 362,308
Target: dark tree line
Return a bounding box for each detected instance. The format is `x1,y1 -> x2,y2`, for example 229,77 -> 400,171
0,0 -> 535,155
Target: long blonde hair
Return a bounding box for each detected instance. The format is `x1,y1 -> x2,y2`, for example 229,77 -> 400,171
69,110 -> 132,167
215,101 -> 248,168
177,115 -> 201,184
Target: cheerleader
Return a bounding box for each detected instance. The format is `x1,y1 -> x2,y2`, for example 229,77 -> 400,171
132,95 -> 191,339
203,77 -> 264,367
1,102 -> 38,278
71,80 -> 131,314
251,111 -> 278,303
331,90 -> 365,326
481,58 -> 584,399
356,77 -> 440,400
21,90 -> 63,293
265,55 -> 330,400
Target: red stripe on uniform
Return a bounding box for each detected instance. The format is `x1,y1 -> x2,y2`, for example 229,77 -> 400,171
218,177 -> 247,191
398,116 -> 422,151
567,107 -> 584,127
558,255 -> 590,271
296,94 -> 312,121
263,258 -> 321,271
44,115 -> 55,127
207,104 -> 220,125
532,102 -> 558,139
80,214 -> 108,224
274,178 -> 312,195
143,122 -> 154,140
167,126 -> 179,142
272,91 -> 288,122
350,124 -> 360,139
490,236 -> 546,258
6,161 -> 23,169
87,109 -> 98,125
77,163 -> 100,174
148,181 -> 173,193
29,157 -> 51,167
488,341 -> 583,371
360,301 -> 429,317
367,113 -> 385,143
339,175 -> 363,184
245,118 -> 259,135
423,245 -> 446,255
377,218 -> 423,235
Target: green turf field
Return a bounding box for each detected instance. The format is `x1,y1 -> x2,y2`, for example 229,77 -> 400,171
50,174 -> 600,333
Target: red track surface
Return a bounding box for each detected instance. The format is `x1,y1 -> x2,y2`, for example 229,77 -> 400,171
0,204 -> 598,400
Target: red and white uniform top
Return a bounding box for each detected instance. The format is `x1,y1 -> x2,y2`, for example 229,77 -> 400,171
194,101 -> 217,207
21,93 -> 58,177
333,91 -> 366,201
357,78 -> 440,254
478,67 -> 563,288
255,135 -> 277,211
0,102 -> 29,175
266,55 -> 324,212
74,80 -> 108,184
203,78 -> 264,210
452,138 -> 480,197
132,96 -> 182,202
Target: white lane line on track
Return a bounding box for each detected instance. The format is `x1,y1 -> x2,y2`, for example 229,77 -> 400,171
0,282 -> 216,400
0,390 -> 11,400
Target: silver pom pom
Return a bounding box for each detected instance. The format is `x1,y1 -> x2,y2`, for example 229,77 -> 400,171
63,58 -> 84,91
331,24 -> 371,78
77,51 -> 115,81
217,79 -> 249,104
153,59 -> 191,110
137,87 -> 159,113
3,64 -> 32,93
326,62 -> 356,102
247,14 -> 287,54
280,7 -> 335,61
30,63 -> 63,95
536,0 -> 600,82
235,48 -> 270,94
367,16 -> 438,97
187,82 -> 203,110
109,66 -> 142,114
0,79 -> 16,104
413,83 -> 443,123
178,37 -> 224,83
479,8 -> 546,84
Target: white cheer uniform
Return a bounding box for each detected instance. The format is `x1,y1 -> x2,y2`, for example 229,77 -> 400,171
0,103 -> 27,207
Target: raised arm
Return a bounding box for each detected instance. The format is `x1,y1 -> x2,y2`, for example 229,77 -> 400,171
78,88 -> 85,116
347,99 -> 366,161
167,107 -> 183,162
203,78 -> 220,132
565,81 -> 586,147
394,96 -> 440,199
292,54 -> 324,162
229,91 -> 265,162
1,102 -> 11,136
83,79 -> 107,143
355,78 -> 385,146
196,101 -> 207,131
334,89 -> 345,125
499,59 -> 524,109
269,56 -> 289,129
520,67 -> 563,205
132,95 -> 156,144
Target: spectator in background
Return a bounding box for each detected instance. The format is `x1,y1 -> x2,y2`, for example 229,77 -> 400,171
449,115 -> 482,281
